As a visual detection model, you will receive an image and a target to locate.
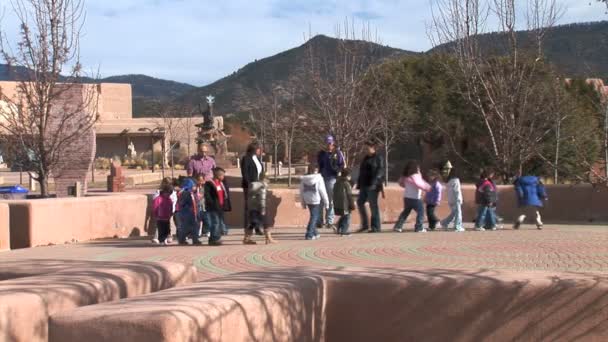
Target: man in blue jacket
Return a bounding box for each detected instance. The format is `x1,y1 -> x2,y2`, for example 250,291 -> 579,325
317,135 -> 345,231
513,174 -> 548,230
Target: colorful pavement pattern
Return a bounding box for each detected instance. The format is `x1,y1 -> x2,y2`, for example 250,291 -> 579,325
1,225 -> 608,280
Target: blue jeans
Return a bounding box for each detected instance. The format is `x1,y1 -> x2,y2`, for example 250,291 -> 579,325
337,213 -> 351,234
394,198 -> 425,231
322,177 -> 337,225
476,206 -> 497,229
441,203 -> 463,229
204,211 -> 223,243
177,212 -> 200,243
357,189 -> 381,231
219,211 -> 228,235
306,205 -> 321,239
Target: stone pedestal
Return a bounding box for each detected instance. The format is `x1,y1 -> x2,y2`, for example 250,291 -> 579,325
107,161 -> 125,192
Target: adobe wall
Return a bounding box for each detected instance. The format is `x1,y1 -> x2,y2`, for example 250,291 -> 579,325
219,184 -> 608,228
6,194 -> 149,249
97,83 -> 132,120
0,203 -> 9,251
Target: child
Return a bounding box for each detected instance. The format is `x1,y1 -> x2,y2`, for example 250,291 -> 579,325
195,175 -> 211,239
425,169 -> 443,231
333,169 -> 356,236
394,160 -> 431,233
152,179 -> 175,245
300,165 -> 329,240
475,168 -> 498,231
513,174 -> 547,230
246,174 -> 277,245
177,178 -> 202,245
151,178 -> 177,244
203,167 -> 229,246
441,168 -> 465,232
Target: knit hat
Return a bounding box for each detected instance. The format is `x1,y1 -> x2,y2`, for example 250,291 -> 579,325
325,135 -> 335,145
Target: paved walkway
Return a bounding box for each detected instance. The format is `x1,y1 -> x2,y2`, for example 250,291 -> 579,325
1,225 -> 607,280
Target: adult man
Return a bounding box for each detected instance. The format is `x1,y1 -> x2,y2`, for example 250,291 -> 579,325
241,142 -> 265,235
187,144 -> 216,181
317,135 -> 345,230
356,141 -> 385,233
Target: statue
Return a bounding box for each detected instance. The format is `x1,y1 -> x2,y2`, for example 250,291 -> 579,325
127,141 -> 137,159
195,95 -> 231,164
198,95 -> 215,131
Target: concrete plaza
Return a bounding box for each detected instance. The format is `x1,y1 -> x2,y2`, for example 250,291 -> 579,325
2,224 -> 607,281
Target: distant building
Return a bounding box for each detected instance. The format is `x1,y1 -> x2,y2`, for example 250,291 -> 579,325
0,81 -> 205,167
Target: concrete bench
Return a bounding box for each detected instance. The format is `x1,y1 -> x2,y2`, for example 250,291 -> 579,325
0,261 -> 197,342
49,267 -> 608,342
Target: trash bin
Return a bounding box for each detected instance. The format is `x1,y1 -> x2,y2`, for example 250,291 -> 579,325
0,185 -> 29,200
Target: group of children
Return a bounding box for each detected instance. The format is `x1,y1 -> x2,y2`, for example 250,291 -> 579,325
153,160 -> 548,244
151,167 -> 277,246
152,168 -> 228,246
393,161 -> 548,233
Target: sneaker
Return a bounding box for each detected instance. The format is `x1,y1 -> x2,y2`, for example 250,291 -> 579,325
328,224 -> 337,233
441,224 -> 449,231
475,227 -> 486,232
535,212 -> 543,230
178,241 -> 188,246
490,226 -> 498,231
166,237 -> 173,244
151,238 -> 160,244
192,240 -> 203,246
341,232 -> 352,237
356,227 -> 369,233
455,227 -> 465,232
394,227 -> 403,233
206,232 -> 211,238
315,234 -> 321,240
416,229 -> 428,233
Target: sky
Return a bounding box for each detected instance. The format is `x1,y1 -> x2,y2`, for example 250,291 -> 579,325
0,0 -> 606,86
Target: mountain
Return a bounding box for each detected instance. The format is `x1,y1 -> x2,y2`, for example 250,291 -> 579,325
430,21 -> 608,79
179,35 -> 419,116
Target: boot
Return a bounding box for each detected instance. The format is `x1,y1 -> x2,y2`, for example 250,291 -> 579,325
265,230 -> 278,244
243,229 -> 257,245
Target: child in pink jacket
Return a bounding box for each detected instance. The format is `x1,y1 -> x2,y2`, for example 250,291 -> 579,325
152,179 -> 175,245
393,160 -> 432,233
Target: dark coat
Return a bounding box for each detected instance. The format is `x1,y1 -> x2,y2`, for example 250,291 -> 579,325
241,154 -> 264,189
476,179 -> 497,206
333,177 -> 356,216
204,180 -> 232,213
357,153 -> 385,191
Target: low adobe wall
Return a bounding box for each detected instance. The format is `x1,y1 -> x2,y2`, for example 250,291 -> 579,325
220,184 -> 608,228
6,194 -> 149,249
0,261 -> 196,342
0,203 -> 8,251
49,268 -> 608,341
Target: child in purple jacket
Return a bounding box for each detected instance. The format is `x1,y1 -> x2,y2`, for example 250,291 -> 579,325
425,169 -> 443,231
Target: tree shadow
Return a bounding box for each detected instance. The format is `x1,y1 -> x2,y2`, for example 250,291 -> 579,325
46,267 -> 608,341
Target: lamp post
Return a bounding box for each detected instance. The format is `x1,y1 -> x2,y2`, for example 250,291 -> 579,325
138,127 -> 165,175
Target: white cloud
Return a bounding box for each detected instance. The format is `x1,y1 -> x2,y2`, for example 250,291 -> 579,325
0,0 -> 605,85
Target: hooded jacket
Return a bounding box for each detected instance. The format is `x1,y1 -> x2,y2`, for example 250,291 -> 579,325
477,179 -> 497,206
333,176 -> 355,216
398,173 -> 432,200
514,175 -> 547,207
300,173 -> 329,208
445,177 -> 463,205
317,149 -> 345,179
204,179 -> 232,213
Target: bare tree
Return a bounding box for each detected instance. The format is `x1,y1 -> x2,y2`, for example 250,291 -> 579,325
283,89 -> 304,187
303,19 -> 384,167
430,0 -> 563,180
0,0 -> 98,197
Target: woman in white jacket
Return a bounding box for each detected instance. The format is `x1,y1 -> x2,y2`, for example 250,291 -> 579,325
441,168 -> 465,232
300,166 -> 329,240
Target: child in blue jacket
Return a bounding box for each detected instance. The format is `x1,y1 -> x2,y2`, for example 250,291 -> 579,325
513,175 -> 547,230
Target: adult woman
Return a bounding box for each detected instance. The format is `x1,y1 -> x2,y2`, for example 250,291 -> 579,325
240,142 -> 264,235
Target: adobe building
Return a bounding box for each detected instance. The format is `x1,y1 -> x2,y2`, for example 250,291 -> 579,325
0,81 -> 204,166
